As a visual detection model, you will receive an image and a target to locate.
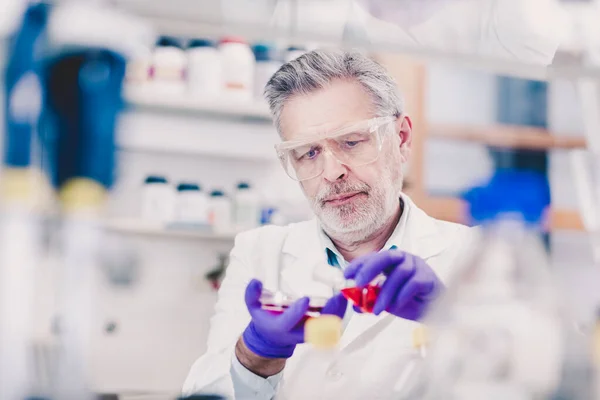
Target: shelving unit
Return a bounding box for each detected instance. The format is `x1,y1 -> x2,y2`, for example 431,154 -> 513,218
104,218 -> 237,241
120,82 -> 589,231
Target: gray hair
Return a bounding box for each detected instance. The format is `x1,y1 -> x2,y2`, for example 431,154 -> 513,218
264,49 -> 404,136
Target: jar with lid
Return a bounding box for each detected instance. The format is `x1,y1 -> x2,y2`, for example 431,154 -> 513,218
208,190 -> 233,234
219,36 -> 255,100
234,182 -> 261,231
151,36 -> 187,96
187,38 -> 221,98
252,43 -> 282,99
175,183 -> 209,225
141,175 -> 175,223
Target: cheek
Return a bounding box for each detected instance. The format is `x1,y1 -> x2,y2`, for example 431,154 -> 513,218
300,180 -> 319,199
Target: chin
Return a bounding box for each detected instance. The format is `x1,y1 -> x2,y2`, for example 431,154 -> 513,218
320,212 -> 383,241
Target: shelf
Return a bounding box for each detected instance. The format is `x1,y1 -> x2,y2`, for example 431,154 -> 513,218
104,219 -> 237,241
124,87 -> 272,121
122,91 -> 588,152
420,196 -> 584,231
429,124 -> 587,150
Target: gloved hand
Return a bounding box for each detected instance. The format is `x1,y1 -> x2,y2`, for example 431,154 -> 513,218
242,279 -> 347,359
343,250 -> 443,321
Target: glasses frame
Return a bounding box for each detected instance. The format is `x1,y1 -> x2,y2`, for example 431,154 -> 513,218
275,115 -> 398,182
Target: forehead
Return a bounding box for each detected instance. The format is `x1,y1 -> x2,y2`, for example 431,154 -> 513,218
279,79 -> 375,141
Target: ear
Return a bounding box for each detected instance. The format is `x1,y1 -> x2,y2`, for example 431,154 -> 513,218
396,115 -> 413,162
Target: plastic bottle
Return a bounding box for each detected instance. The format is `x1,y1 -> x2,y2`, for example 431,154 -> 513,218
125,48 -> 152,87
422,170 -> 568,400
252,43 -> 281,99
219,36 -> 254,100
187,38 -> 221,98
234,182 -> 260,231
175,182 -> 209,225
151,36 -> 186,96
208,190 -> 232,234
281,315 -> 343,399
141,175 -> 175,223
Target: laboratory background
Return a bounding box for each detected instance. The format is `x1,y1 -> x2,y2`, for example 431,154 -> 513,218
0,0 -> 600,399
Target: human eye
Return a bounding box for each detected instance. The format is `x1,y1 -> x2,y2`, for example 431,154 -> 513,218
294,145 -> 321,161
340,132 -> 370,149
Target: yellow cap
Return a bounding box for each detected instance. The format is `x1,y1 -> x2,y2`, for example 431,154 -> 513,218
59,178 -> 106,212
305,315 -> 342,349
1,168 -> 41,201
412,325 -> 428,349
594,322 -> 600,364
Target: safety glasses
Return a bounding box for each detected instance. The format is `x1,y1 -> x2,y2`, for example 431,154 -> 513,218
275,116 -> 397,182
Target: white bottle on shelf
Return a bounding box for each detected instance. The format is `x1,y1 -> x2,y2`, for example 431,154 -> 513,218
151,36 -> 187,96
175,183 -> 209,225
219,36 -> 254,101
187,38 -> 221,98
208,190 -> 233,234
234,182 -> 261,231
125,48 -> 152,88
141,175 -> 175,224
252,43 -> 282,99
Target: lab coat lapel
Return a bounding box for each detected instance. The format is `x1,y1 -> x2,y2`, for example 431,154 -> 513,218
339,197 -> 449,350
279,220 -> 337,299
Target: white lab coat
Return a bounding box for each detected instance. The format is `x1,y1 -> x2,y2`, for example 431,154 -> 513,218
182,195 -> 475,399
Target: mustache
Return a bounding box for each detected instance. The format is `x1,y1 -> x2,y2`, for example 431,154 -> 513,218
316,181 -> 371,205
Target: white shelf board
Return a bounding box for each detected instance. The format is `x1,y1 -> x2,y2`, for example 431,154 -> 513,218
104,218 -> 237,241
124,87 -> 273,121
116,102 -> 280,161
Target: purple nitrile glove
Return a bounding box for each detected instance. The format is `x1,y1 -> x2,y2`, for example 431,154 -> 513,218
343,250 -> 444,321
242,279 -> 348,359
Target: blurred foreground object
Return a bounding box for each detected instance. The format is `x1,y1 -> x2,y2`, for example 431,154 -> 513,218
0,3 -> 50,399
423,170 -> 595,399
42,2 -> 152,398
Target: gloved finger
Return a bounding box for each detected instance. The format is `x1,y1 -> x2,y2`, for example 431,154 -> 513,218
353,304 -> 364,313
372,257 -> 415,315
354,251 -> 406,287
244,279 -> 264,310
321,293 -> 348,319
343,252 -> 376,279
392,277 -> 434,313
278,297 -> 310,331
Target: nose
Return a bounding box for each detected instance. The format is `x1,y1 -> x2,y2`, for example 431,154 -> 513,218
321,150 -> 347,182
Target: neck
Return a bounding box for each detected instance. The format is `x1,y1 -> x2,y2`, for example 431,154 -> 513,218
329,201 -> 402,262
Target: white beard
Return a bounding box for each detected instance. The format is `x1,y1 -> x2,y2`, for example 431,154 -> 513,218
308,162 -> 403,245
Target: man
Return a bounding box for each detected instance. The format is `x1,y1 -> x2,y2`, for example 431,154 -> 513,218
182,49 -> 474,399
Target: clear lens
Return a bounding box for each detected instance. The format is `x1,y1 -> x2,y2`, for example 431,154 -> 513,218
278,118 -> 392,181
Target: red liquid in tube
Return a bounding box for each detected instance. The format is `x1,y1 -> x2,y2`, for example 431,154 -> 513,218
341,285 -> 381,313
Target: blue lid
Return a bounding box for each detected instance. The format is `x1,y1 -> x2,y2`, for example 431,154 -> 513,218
156,36 -> 182,49
177,183 -> 201,191
462,169 -> 550,224
145,175 -> 167,184
237,182 -> 251,190
188,39 -> 215,49
287,46 -> 305,52
253,43 -> 274,61
210,190 -> 225,197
